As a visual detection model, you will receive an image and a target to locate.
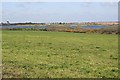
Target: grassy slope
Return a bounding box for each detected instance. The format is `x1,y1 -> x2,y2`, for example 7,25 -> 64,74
2,30 -> 118,78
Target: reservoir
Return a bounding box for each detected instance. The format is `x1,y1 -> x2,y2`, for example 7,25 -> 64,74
81,25 -> 107,29
0,25 -> 108,29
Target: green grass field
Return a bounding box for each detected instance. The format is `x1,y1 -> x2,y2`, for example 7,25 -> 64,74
2,30 -> 118,78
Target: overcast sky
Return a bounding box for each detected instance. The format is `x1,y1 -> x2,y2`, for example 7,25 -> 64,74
1,2 -> 118,23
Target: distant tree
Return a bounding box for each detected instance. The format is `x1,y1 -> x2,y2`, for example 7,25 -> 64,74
59,22 -> 62,24
7,21 -> 10,25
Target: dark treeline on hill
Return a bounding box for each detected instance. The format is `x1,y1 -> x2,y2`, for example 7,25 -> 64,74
1,21 -> 119,26
1,22 -> 46,26
1,22 -> 73,26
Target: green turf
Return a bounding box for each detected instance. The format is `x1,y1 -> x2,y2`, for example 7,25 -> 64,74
2,30 -> 118,78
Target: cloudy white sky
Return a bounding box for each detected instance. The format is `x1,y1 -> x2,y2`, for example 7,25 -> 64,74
1,0 -> 119,2
1,2 -> 118,23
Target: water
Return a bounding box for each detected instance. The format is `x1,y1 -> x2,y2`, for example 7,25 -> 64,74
70,25 -> 77,29
1,25 -> 48,29
82,25 -> 107,29
1,25 -> 78,29
0,25 -> 107,29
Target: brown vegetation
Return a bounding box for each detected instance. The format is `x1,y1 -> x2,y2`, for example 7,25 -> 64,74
1,23 -> 118,34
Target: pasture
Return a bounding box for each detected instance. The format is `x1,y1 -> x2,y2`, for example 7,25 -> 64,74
2,30 -> 118,78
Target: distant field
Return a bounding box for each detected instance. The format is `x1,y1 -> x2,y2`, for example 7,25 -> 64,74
2,30 -> 118,78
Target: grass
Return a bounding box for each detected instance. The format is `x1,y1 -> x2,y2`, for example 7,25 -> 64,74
2,30 -> 118,78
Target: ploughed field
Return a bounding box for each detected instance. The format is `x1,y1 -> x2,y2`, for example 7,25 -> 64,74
2,30 -> 118,78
